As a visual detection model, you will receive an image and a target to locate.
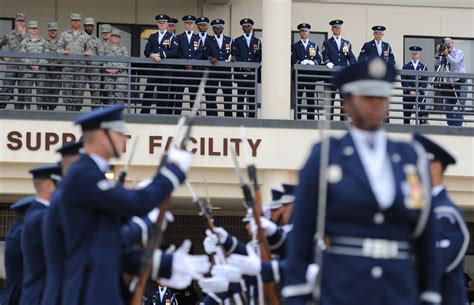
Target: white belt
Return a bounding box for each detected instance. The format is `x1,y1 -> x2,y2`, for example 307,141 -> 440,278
327,236 -> 412,260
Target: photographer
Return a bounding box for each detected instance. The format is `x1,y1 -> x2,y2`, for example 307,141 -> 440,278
435,37 -> 467,127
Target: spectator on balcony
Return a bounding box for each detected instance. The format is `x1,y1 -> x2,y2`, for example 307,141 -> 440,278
44,22 -> 62,110
142,14 -> 178,114
57,13 -> 92,111
19,21 -> 48,110
232,18 -> 262,118
204,19 -> 233,117
435,37 -> 467,127
173,15 -> 204,115
401,46 -> 428,125
0,13 -> 28,110
103,29 -> 128,104
322,19 -> 356,121
84,17 -> 105,107
196,17 -> 210,48
291,23 -> 321,120
168,18 -> 178,35
358,26 -> 395,66
100,24 -> 112,47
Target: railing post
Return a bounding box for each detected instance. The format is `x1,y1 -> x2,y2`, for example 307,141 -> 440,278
294,66 -> 298,120
415,72 -> 419,126
254,66 -> 259,118
127,60 -> 132,114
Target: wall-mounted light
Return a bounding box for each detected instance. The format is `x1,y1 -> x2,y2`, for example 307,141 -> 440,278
105,165 -> 115,181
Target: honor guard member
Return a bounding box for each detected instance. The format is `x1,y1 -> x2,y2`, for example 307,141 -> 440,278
19,21 -> 48,110
57,105 -> 201,305
41,141 -> 82,305
103,29 -> 129,104
144,284 -> 178,305
44,22 -> 61,110
0,196 -> 35,305
401,46 -> 428,125
0,13 -> 27,109
57,13 -> 91,111
359,25 -> 395,66
168,18 -> 178,35
173,15 -> 203,115
196,17 -> 210,48
414,134 -> 470,305
291,23 -> 322,120
143,14 -> 178,114
20,164 -> 62,305
83,17 -> 105,106
204,19 -> 233,116
283,58 -> 441,305
231,18 -> 262,118
322,19 -> 356,121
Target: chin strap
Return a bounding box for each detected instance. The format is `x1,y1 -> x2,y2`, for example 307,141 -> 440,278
104,129 -> 120,159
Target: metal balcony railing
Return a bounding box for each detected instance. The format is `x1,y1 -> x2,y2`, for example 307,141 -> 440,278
294,64 -> 474,127
0,51 -> 260,118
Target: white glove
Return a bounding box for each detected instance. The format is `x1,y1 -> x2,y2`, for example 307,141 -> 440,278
168,240 -> 210,280
326,62 -> 334,69
305,263 -> 320,288
227,243 -> 262,276
203,232 -> 218,255
259,217 -> 278,236
307,60 -> 316,65
147,209 -> 174,230
210,227 -> 228,244
160,272 -> 193,289
211,264 -> 242,283
167,147 -> 193,174
300,59 -> 310,65
147,208 -> 159,222
198,276 -> 230,294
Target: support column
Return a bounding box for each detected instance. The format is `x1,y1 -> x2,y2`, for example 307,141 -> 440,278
261,0 -> 292,120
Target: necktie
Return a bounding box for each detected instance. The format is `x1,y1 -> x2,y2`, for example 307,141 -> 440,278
245,33 -> 250,37
367,137 -> 375,150
217,35 -> 221,39
201,32 -> 205,37
187,31 -> 191,35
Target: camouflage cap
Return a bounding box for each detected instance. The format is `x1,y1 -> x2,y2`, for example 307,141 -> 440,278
48,22 -> 59,30
101,24 -> 112,33
111,29 -> 121,37
28,20 -> 39,29
70,13 -> 82,21
84,17 -> 95,25
16,13 -> 26,21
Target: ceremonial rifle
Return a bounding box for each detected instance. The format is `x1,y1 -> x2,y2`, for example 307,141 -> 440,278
230,145 -> 281,305
131,70 -> 209,305
117,136 -> 140,185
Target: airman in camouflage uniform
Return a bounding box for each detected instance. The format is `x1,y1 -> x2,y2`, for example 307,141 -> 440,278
83,17 -> 104,106
100,24 -> 112,47
44,22 -> 61,110
19,21 -> 48,110
57,13 -> 91,111
0,13 -> 28,109
103,29 -> 128,104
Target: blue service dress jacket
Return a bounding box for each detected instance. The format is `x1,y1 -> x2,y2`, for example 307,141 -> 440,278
175,32 -> 203,60
401,61 -> 428,95
19,200 -> 48,305
291,40 -> 322,65
433,187 -> 469,305
359,40 -> 396,66
283,132 -> 440,305
322,36 -> 357,67
58,154 -> 184,305
0,218 -> 24,305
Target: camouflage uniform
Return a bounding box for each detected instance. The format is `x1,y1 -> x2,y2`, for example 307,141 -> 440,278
86,35 -> 105,105
0,29 -> 28,108
57,28 -> 89,111
44,23 -> 62,109
19,34 -> 48,109
103,39 -> 128,104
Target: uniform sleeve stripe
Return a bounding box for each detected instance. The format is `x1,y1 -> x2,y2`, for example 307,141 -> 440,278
160,167 -> 180,190
207,292 -> 223,305
436,206 -> 470,272
412,141 -> 432,239
131,216 -> 148,245
269,230 -> 286,251
151,249 -> 162,280
226,236 -> 238,255
281,283 -> 313,298
271,260 -> 280,284
420,291 -> 441,304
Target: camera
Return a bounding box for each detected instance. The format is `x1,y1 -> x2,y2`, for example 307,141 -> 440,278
438,38 -> 448,55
